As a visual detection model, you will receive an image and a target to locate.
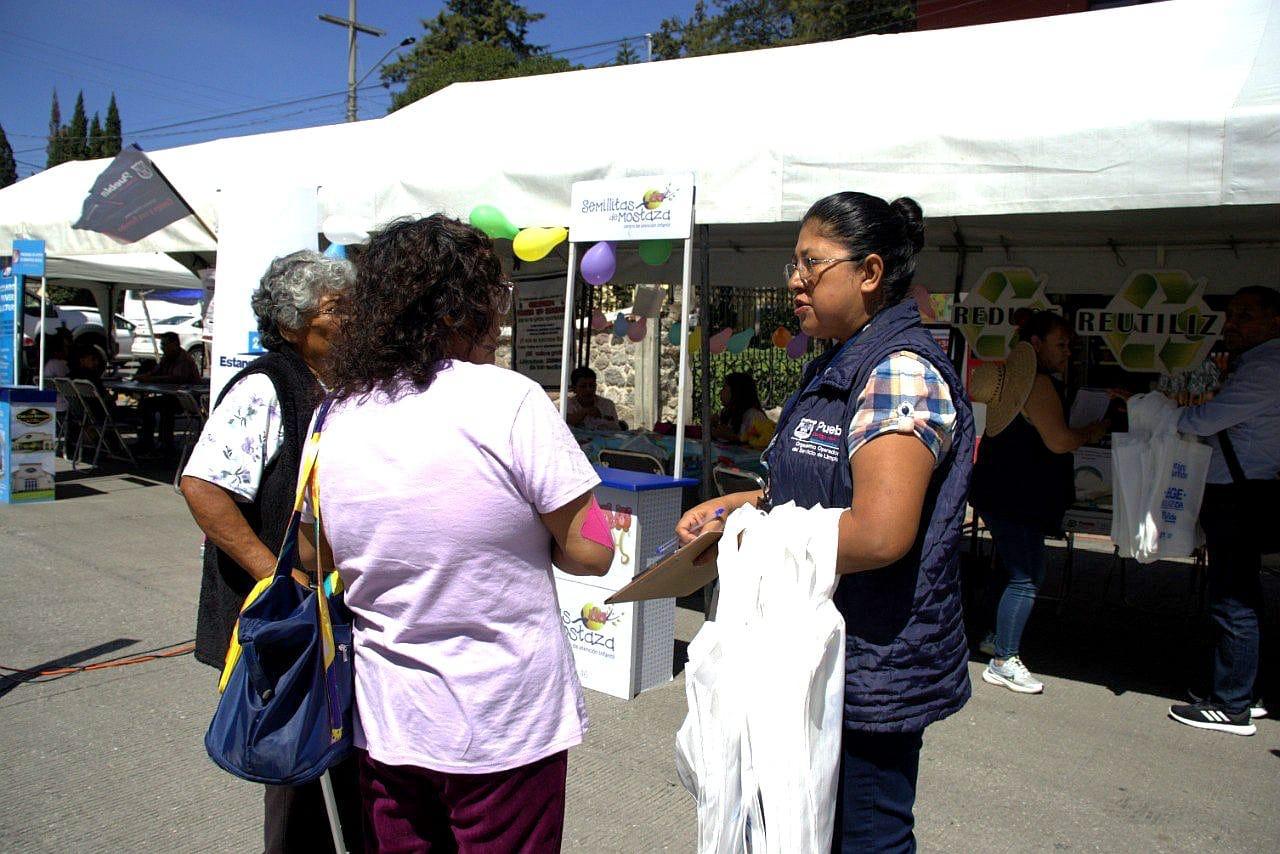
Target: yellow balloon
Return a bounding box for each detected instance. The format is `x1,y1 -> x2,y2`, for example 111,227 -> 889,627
513,226 -> 568,262
687,326 -> 702,352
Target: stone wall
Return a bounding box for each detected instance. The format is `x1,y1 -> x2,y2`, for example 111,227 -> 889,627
494,303 -> 688,428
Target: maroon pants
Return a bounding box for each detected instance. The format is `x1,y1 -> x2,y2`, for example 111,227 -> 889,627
358,750 -> 568,853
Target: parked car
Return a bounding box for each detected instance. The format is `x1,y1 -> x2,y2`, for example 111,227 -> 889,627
130,315 -> 207,374
22,299 -> 135,361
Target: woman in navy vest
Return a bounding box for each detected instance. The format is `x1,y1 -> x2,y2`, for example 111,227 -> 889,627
677,191 -> 975,853
969,312 -> 1109,694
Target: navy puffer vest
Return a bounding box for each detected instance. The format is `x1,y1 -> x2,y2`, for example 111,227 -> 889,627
765,299 -> 975,733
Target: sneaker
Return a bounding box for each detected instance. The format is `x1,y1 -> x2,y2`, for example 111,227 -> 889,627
982,656 -> 1044,694
1168,701 -> 1257,736
1187,690 -> 1267,720
977,632 -> 997,657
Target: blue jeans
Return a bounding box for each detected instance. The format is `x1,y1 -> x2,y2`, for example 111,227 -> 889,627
831,729 -> 923,854
982,512 -> 1047,660
1200,484 -> 1264,715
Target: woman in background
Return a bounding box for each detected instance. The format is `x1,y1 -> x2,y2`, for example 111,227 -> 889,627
969,311 -> 1109,695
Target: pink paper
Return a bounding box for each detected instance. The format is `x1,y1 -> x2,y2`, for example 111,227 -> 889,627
581,495 -> 615,550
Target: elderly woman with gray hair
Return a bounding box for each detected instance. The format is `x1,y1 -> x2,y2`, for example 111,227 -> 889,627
180,249 -> 363,853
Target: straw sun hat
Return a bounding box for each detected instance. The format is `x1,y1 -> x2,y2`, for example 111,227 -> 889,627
968,341 -> 1037,436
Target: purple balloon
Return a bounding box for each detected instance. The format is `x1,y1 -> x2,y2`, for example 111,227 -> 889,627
786,331 -> 810,359
581,241 -> 617,286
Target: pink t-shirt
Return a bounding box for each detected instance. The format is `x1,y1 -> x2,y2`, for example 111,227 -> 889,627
312,361 -> 600,773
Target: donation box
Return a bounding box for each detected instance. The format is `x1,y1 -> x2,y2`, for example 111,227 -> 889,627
554,467 -> 697,700
0,387 -> 58,504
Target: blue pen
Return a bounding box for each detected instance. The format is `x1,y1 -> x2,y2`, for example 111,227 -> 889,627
657,507 -> 726,557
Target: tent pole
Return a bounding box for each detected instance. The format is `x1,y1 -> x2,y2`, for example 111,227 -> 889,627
558,243 -> 578,417
698,224 -> 713,498
37,277 -> 47,389
674,234 -> 694,479
140,292 -> 160,358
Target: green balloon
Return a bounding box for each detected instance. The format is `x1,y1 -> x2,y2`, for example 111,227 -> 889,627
638,239 -> 673,266
470,205 -> 519,240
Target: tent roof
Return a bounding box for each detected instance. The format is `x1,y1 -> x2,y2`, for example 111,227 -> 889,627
370,0 -> 1280,228
44,252 -> 201,290
0,0 -> 1276,256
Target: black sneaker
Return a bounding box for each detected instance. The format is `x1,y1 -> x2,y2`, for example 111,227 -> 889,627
1169,701 -> 1257,736
1187,689 -> 1267,720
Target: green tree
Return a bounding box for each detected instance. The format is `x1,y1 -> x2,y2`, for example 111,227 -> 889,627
0,124 -> 17,187
88,113 -> 104,159
68,91 -> 89,160
382,0 -> 574,110
653,0 -> 914,59
387,42 -> 573,111
614,39 -> 641,65
103,94 -> 122,157
45,89 -> 64,168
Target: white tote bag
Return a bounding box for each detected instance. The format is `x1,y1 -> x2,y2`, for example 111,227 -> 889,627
675,502 -> 846,854
1142,431 -> 1211,561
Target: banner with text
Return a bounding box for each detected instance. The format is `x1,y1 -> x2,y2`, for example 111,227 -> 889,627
514,280 -> 567,388
1074,270 -> 1222,374
72,146 -> 195,243
11,239 -> 46,278
568,173 -> 694,243
0,271 -> 17,385
951,267 -> 1057,360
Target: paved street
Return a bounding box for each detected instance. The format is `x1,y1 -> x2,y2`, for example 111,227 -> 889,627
1,462 -> 1277,852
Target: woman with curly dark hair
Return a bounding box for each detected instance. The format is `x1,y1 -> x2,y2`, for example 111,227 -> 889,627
299,214 -> 614,853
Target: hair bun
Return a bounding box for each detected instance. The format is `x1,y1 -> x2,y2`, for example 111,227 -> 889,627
890,196 -> 924,252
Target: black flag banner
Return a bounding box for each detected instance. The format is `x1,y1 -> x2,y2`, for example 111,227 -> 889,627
72,145 -> 198,243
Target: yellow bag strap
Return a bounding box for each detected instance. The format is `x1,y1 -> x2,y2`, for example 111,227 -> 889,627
218,400 -> 333,692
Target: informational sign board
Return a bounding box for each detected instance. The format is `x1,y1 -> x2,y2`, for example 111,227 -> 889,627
0,271 -> 18,386
0,387 -> 57,504
513,279 -> 567,388
1074,270 -> 1223,374
211,185 -> 317,401
568,173 -> 695,243
11,239 -> 46,277
951,267 -> 1057,359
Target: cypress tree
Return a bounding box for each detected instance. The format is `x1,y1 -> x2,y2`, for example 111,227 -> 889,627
88,113 -> 104,159
0,124 -> 18,187
103,94 -> 122,157
68,91 -> 89,160
45,89 -> 63,168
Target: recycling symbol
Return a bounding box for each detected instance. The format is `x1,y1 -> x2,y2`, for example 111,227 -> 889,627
951,267 -> 1056,360
1074,270 -> 1223,373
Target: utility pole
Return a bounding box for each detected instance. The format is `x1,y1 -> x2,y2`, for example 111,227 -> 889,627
645,33 -> 653,62
319,1 -> 385,122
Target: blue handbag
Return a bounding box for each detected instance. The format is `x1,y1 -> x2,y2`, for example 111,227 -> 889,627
204,398 -> 355,785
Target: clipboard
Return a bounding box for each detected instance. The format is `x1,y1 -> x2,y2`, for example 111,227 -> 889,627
604,529 -> 722,604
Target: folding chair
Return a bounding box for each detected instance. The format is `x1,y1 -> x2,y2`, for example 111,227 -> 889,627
171,390 -> 207,490
598,448 -> 666,476
70,378 -> 136,467
50,377 -> 84,463
711,464 -> 765,497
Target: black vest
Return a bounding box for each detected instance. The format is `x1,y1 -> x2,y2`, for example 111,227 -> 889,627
765,300 -> 975,733
193,349 -> 321,668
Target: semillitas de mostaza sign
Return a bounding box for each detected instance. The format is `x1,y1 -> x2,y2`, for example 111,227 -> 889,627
1074,270 -> 1223,374
951,267 -> 1057,360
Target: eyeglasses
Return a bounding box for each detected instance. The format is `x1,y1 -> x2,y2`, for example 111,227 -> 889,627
784,256 -> 859,283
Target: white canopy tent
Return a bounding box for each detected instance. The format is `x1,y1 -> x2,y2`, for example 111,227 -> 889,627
0,0 -> 1274,257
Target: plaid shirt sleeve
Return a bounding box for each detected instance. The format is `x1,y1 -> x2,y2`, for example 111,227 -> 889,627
847,351 -> 956,465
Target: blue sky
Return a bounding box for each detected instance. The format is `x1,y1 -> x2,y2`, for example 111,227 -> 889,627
2,1 -> 697,179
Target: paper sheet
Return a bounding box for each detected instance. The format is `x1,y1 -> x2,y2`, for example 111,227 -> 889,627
1069,388 -> 1110,429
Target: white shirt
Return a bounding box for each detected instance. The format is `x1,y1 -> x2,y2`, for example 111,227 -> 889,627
182,373 -> 286,501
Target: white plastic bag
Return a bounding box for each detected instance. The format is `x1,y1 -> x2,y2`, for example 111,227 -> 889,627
675,502 -> 846,853
1110,393 -> 1210,563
